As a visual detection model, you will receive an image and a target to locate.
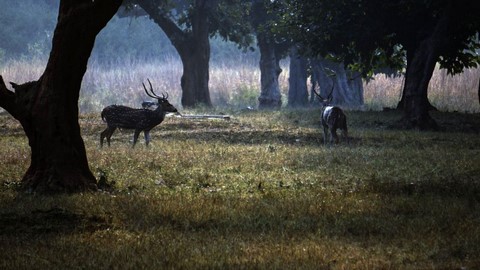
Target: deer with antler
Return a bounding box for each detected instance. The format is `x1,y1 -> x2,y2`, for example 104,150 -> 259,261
100,79 -> 178,147
313,85 -> 348,144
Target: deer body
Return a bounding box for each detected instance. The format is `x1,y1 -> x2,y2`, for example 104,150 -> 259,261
321,105 -> 348,144
313,85 -> 348,144
100,80 -> 178,147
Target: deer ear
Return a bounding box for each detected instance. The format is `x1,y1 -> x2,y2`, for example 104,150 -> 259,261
10,82 -> 19,89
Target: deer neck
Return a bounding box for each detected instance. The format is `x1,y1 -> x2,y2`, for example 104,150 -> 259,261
154,106 -> 167,119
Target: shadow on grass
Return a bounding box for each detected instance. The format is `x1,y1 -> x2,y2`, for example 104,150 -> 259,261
364,169 -> 480,201
0,207 -> 111,235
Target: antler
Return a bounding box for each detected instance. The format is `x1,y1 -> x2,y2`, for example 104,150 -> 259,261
143,79 -> 169,100
143,80 -> 156,99
312,83 -> 334,102
326,83 -> 334,100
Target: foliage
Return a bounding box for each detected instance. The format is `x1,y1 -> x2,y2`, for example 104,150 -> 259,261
93,15 -> 177,61
0,0 -> 251,63
124,0 -> 254,49
251,0 -> 291,59
275,0 -> 480,77
0,0 -> 57,59
1,110 -> 480,268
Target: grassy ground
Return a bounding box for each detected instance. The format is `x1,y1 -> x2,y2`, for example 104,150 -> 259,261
1,109 -> 480,269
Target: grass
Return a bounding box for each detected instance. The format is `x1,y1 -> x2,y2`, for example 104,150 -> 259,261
1,56 -> 479,113
1,108 -> 480,269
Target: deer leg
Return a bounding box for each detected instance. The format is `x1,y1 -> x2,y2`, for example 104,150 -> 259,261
144,130 -> 151,146
106,127 -> 116,147
342,128 -> 348,143
331,128 -> 339,144
101,127 -> 116,147
322,125 -> 329,145
100,128 -> 107,147
340,117 -> 348,143
132,130 -> 141,147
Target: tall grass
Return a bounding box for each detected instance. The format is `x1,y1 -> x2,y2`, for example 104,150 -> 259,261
1,55 -> 479,113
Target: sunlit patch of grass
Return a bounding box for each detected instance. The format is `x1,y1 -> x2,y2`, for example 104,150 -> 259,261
1,110 -> 480,269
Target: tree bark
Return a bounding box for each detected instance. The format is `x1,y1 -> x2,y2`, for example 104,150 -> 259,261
179,2 -> 211,107
310,58 -> 364,107
136,0 -> 212,108
257,32 -> 282,109
0,0 -> 121,193
398,7 -> 451,130
287,46 -> 308,107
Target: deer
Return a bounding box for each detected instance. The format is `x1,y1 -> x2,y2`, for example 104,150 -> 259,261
100,79 -> 178,147
313,85 -> 348,145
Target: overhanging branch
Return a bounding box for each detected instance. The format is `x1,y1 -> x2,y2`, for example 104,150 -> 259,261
135,0 -> 187,49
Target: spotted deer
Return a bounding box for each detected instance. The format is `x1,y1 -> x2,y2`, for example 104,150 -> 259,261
313,86 -> 348,144
100,80 -> 178,147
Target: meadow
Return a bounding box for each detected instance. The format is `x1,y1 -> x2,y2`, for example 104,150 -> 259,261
0,57 -> 480,269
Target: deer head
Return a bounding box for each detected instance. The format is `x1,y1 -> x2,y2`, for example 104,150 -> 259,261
142,79 -> 178,113
312,84 -> 334,107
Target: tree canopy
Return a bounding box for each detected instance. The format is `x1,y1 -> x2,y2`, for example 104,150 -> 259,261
277,0 -> 480,77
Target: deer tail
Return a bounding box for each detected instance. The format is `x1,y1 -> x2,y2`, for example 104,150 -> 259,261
101,110 -> 107,122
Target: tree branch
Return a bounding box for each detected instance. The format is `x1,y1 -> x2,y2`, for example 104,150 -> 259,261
135,0 -> 187,49
0,75 -> 22,120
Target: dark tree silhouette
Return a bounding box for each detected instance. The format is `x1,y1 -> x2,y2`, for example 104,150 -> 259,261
0,0 -> 122,193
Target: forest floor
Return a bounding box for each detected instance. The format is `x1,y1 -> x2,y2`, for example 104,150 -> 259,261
0,108 -> 479,269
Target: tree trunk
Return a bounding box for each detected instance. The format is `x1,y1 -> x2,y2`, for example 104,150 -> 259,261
287,46 -> 308,107
257,32 -> 282,109
178,6 -> 211,108
478,77 -> 480,106
400,51 -> 438,130
310,58 -> 334,104
310,58 -> 364,107
0,0 -> 121,193
398,8 -> 451,130
136,0 -> 212,108
179,47 -> 211,107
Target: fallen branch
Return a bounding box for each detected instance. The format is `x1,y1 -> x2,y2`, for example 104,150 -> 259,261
175,114 -> 231,120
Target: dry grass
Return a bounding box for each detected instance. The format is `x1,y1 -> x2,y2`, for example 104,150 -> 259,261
1,109 -> 480,269
1,56 -> 478,113
364,67 -> 480,113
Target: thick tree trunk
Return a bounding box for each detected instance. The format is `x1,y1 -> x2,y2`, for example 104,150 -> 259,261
0,0 -> 121,193
136,0 -> 212,108
400,49 -> 439,130
310,58 -> 364,107
310,58 -> 334,104
257,32 -> 282,109
287,46 -> 308,107
398,8 -> 451,130
180,49 -> 211,107
347,71 -> 365,107
178,10 -> 211,108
